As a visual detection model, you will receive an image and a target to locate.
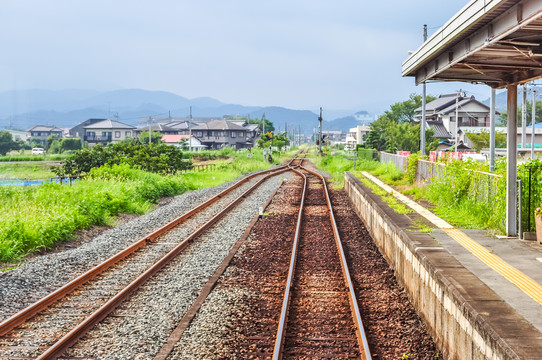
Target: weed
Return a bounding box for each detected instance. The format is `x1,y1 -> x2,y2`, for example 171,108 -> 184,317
412,218 -> 434,233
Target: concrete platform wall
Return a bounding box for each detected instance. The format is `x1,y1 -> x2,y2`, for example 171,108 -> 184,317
344,172 -> 540,360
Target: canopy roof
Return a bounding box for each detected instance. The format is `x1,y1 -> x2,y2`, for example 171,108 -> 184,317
402,0 -> 542,87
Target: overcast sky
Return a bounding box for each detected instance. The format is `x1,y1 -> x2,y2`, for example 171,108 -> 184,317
0,1 -> 488,114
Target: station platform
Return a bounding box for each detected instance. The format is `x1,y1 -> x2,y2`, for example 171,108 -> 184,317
345,171 -> 542,359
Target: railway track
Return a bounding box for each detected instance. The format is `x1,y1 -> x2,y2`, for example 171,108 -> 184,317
0,162 -> 294,359
272,165 -> 372,359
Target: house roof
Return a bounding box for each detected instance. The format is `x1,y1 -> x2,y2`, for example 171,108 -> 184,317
244,124 -> 260,131
163,120 -> 201,130
427,120 -> 452,139
27,125 -> 63,132
416,94 -> 458,113
136,123 -> 177,132
416,94 -> 493,116
84,119 -> 135,129
192,119 -> 246,131
162,134 -> 191,143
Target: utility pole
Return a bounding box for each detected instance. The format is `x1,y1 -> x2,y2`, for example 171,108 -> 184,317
318,107 -> 323,153
421,24 -> 428,155
455,90 -> 461,151
490,88 -> 496,171
189,106 -> 192,152
148,116 -> 152,145
532,88 -> 537,159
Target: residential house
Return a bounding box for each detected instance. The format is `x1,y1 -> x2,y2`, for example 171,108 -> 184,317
415,94 -> 494,145
69,118 -> 107,139
135,123 -> 179,136
345,125 -> 370,149
161,134 -> 206,151
27,125 -> 64,145
84,119 -> 136,146
192,119 -> 252,149
322,130 -> 347,145
4,129 -> 30,142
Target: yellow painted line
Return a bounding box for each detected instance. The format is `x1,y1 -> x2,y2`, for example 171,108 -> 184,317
360,171 -> 542,306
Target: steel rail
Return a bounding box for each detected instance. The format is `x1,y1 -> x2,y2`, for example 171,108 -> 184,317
37,167 -> 290,360
301,166 -> 372,360
272,166 -> 307,360
0,163 -> 290,338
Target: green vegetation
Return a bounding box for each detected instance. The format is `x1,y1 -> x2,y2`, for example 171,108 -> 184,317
0,145 -> 293,263
363,93 -> 439,153
0,131 -> 23,155
0,153 -> 70,162
348,153 -> 516,233
466,130 -> 507,152
410,218 -> 434,233
0,162 -> 55,180
53,141 -> 192,176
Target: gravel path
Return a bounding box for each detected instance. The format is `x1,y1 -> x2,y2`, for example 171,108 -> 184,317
0,168 -> 279,322
59,172 -> 292,359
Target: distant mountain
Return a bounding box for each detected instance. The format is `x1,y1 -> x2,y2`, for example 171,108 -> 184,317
0,88 -> 369,134
480,87 -> 542,113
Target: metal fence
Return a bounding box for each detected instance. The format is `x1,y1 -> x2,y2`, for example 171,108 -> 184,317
415,159 -> 502,206
379,152 -> 408,172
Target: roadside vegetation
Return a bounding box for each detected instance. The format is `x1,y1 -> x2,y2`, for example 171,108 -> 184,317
0,140 -> 294,264
310,146 -> 542,235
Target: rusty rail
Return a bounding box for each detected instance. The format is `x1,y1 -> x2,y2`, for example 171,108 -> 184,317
301,166 -> 372,360
272,166 -> 307,359
0,164 -> 291,338
272,165 -> 372,360
37,166 -> 290,359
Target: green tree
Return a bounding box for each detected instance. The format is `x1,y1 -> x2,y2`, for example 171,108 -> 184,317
55,142 -> 191,176
0,131 -> 20,155
59,138 -> 82,152
138,130 -> 163,145
45,134 -> 58,151
382,93 -> 437,123
499,100 -> 542,126
49,140 -> 61,154
466,130 -> 507,152
364,93 -> 438,152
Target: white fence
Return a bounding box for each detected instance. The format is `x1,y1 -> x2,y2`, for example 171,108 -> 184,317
379,152 -> 408,172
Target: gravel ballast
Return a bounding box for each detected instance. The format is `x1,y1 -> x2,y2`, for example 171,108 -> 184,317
0,168 -> 280,322
58,172 -> 291,359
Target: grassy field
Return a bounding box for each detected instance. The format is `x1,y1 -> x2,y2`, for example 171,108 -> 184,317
0,147 -> 295,263
0,162 -> 56,180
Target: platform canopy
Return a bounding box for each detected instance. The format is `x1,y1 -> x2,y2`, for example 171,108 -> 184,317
402,0 -> 542,88
402,0 -> 542,237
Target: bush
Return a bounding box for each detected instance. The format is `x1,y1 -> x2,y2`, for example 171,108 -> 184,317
55,142 -> 192,176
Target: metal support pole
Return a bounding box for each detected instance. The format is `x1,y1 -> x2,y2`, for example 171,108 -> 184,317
490,88 -> 496,171
522,85 -> 527,149
455,91 -> 460,150
518,179 -> 522,239
532,89 -> 537,159
421,83 -> 426,155
506,84 -> 518,237
420,25 -> 428,156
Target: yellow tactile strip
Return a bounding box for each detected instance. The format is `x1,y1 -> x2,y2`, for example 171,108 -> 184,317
361,171 -> 542,306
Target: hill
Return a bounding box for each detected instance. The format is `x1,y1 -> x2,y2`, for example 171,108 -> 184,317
0,88 -> 368,134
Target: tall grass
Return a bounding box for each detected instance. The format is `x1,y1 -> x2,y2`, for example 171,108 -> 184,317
0,163 -> 56,180
0,148 -> 293,263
